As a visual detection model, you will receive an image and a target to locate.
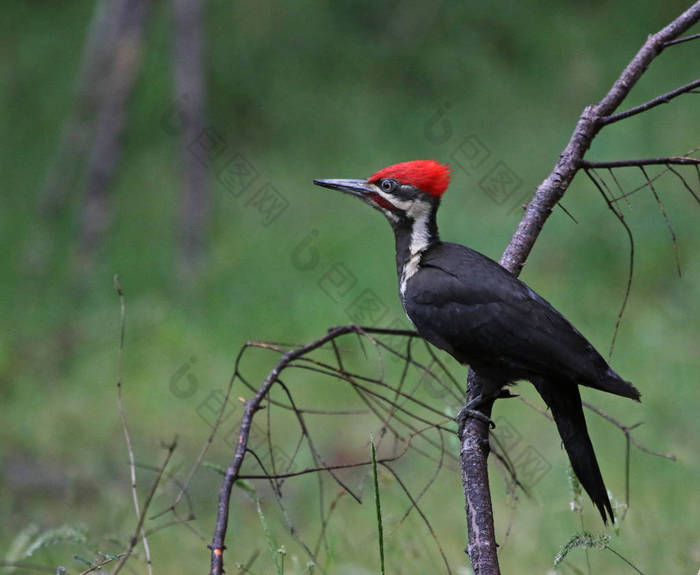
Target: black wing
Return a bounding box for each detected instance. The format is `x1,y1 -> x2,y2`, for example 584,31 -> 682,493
404,242 -> 639,398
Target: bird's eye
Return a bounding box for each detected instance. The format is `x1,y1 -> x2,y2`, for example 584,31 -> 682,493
381,179 -> 396,192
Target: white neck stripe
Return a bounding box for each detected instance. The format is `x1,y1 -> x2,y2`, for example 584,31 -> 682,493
400,201 -> 432,296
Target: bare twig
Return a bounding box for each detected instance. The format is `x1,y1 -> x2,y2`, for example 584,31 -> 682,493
381,463 -> 453,575
641,166 -> 682,276
600,78 -> 700,125
112,439 -> 177,575
667,165 -> 700,205
583,168 -> 636,357
152,347 -> 244,521
581,157 -> 700,169
663,31 -> 700,46
207,325 -> 465,574
581,401 -> 676,461
204,316 -> 674,575
112,275 -> 153,574
78,554 -> 128,575
209,325 -> 364,575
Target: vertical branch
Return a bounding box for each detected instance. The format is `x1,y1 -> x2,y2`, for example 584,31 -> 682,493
459,4 -> 700,574
461,372 -> 499,574
113,275 -> 154,574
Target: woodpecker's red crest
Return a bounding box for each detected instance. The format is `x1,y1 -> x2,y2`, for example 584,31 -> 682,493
368,160 -> 451,197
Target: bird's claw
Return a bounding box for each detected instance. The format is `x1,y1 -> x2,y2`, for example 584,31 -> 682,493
457,406 -> 496,431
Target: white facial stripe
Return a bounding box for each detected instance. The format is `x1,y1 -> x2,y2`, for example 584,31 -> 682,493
400,199 -> 432,296
375,188 -> 412,212
369,186 -> 433,296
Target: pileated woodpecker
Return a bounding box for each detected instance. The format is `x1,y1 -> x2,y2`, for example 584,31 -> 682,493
314,160 -> 641,523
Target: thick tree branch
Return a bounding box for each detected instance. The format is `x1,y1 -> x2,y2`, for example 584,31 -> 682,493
460,4 -> 700,574
500,2 -> 700,276
461,372 -> 499,575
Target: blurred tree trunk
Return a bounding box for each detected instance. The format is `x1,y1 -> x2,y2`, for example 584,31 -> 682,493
173,0 -> 211,283
24,0 -> 127,275
73,0 -> 152,279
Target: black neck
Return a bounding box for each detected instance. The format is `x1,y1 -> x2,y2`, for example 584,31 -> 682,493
390,201 -> 440,279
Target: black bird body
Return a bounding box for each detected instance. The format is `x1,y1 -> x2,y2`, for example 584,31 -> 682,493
314,160 -> 640,523
403,241 -> 631,396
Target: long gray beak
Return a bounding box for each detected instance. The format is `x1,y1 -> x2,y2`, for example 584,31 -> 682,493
313,178 -> 376,198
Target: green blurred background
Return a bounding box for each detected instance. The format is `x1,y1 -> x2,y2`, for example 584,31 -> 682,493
1,0 -> 699,573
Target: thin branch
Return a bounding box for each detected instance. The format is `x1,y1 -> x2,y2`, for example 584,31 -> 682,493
581,157 -> 700,169
112,438 -> 177,574
489,431 -> 531,498
112,275 -> 153,574
209,325 -> 365,575
314,491 -> 346,560
603,546 -> 645,574
381,463 -> 454,575
78,554 -> 129,575
584,169 -> 635,357
152,345 -> 246,520
393,427 -> 448,525
600,77 -> 700,125
237,452 -> 405,480
667,165 -> 700,205
640,166 -> 682,276
517,395 -> 554,422
581,400 -> 676,461
663,31 -> 700,46
142,514 -> 196,538
276,378 -> 363,502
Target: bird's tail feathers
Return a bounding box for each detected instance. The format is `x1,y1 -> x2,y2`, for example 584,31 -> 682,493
595,368 -> 641,402
534,379 -> 614,524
